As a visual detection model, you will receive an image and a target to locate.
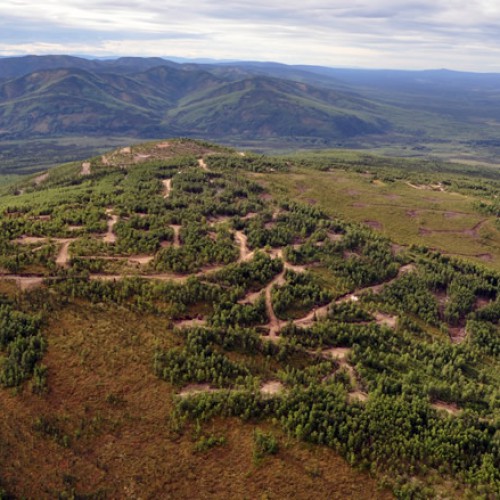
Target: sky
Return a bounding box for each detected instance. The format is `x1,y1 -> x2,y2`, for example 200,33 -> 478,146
1,0 -> 500,72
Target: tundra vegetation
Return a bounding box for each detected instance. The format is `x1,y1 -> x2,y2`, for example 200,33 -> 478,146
0,139 -> 498,498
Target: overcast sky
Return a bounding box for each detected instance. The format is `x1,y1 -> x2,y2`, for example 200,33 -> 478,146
2,0 -> 500,71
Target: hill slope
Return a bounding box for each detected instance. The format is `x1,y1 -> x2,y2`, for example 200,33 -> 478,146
0,139 -> 498,498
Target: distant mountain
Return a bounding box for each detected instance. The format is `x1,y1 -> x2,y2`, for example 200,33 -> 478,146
2,55 -> 500,156
0,58 -> 392,142
167,76 -> 389,139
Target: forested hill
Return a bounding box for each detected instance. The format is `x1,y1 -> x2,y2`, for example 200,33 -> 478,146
4,55 -> 500,167
0,138 -> 498,498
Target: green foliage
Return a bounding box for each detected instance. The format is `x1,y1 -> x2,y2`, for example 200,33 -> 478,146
0,304 -> 44,387
253,429 -> 279,460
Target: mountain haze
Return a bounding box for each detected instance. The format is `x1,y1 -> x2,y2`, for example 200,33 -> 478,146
2,55 -> 500,171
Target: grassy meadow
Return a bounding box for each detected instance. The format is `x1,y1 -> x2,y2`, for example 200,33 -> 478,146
256,165 -> 500,270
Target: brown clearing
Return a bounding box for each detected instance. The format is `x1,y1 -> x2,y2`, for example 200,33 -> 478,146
260,381 -> 285,397
322,347 -> 351,361
327,232 -> 344,242
237,290 -> 263,305
162,178 -> 172,198
178,383 -> 216,398
80,162 -> 91,176
0,276 -> 45,291
13,236 -> 48,245
5,305 -> 387,500
449,325 -> 467,344
198,158 -> 209,171
406,181 -> 445,192
263,269 -> 287,339
234,231 -> 253,262
103,209 -> 118,244
55,239 -> 74,268
34,172 -> 49,185
431,401 -> 461,415
174,318 -> 207,329
171,224 -> 181,247
80,255 -> 154,266
419,219 -> 488,237
374,312 -> 398,329
241,211 -> 258,220
364,220 -> 382,230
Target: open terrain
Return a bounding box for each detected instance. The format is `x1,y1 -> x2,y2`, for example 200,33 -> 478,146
258,164 -> 500,270
0,139 -> 498,498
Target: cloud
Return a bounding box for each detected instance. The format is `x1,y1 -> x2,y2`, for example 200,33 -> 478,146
1,1 -> 500,71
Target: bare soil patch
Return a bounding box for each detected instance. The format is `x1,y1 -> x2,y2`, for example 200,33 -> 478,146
431,401 -> 461,415
348,391 -> 368,403
235,231 -> 253,262
260,381 -> 285,397
364,220 -> 382,230
56,239 -> 74,268
34,172 -> 49,185
103,209 -> 118,244
178,384 -> 216,398
449,326 -> 467,344
162,179 -> 172,199
322,347 -> 351,361
328,232 -> 344,243
263,270 -> 286,339
374,312 -> 398,329
80,162 -> 91,176
171,224 -> 181,247
175,318 -> 207,329
13,236 -> 48,245
198,158 -> 209,171
1,276 -> 45,291
238,290 -> 263,305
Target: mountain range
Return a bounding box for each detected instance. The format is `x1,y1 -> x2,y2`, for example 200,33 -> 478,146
2,55 -> 500,169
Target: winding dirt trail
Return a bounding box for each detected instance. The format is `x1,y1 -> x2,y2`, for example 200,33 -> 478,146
419,219 -> 489,237
263,269 -> 287,340
162,179 -> 172,199
79,255 -> 154,266
406,181 -> 445,192
319,348 -> 368,402
55,239 -> 74,268
104,209 -> 118,244
294,302 -> 332,328
0,276 -> 45,291
235,231 -> 254,262
170,225 -> 181,247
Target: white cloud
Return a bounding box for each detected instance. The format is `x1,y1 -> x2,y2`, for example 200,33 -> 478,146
2,1 -> 500,71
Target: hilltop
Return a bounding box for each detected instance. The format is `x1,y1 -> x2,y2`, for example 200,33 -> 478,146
0,139 -> 498,498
